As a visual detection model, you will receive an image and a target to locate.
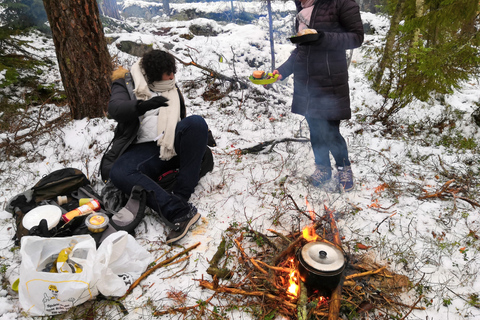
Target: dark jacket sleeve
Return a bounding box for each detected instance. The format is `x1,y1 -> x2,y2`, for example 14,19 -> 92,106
108,79 -> 141,123
277,48 -> 298,80
313,0 -> 364,50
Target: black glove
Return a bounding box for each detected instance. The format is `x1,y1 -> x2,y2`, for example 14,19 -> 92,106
137,96 -> 169,115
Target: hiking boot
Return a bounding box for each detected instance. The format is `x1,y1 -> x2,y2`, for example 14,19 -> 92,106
337,165 -> 354,192
166,206 -> 201,244
308,164 -> 332,187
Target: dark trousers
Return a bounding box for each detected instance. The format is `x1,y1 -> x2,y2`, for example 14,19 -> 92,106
110,115 -> 208,223
306,117 -> 351,168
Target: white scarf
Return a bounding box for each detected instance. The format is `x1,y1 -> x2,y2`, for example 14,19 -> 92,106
131,59 -> 180,161
297,0 -> 317,32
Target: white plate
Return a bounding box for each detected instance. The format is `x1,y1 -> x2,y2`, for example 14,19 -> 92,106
22,205 -> 62,230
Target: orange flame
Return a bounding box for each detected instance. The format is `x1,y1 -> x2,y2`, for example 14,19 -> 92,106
305,196 -> 315,220
303,197 -> 319,241
302,224 -> 319,242
286,258 -> 299,297
317,295 -> 328,307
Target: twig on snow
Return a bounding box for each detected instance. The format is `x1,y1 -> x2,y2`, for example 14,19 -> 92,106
238,137 -> 310,155
121,242 -> 200,299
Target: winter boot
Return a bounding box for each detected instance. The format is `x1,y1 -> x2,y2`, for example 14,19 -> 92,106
166,204 -> 201,244
337,165 -> 354,192
308,164 -> 332,187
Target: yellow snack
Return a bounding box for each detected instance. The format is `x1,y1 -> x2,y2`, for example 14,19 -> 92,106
297,28 -> 318,36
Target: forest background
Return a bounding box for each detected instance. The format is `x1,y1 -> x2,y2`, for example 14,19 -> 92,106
0,0 -> 480,319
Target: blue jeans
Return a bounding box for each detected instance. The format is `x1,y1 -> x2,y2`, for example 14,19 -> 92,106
306,117 -> 351,168
110,115 -> 208,224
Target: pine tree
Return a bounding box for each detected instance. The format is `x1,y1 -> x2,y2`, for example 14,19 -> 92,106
0,0 -> 49,31
368,0 -> 480,123
42,0 -> 112,119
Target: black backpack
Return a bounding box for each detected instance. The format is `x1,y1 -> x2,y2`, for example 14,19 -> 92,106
8,167 -> 149,247
6,168 -> 103,245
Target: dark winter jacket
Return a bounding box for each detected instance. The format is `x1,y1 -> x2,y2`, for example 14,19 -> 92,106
100,70 -> 186,182
277,0 -> 364,120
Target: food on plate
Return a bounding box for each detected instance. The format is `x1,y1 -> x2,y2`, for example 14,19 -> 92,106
252,70 -> 265,79
297,28 -> 318,36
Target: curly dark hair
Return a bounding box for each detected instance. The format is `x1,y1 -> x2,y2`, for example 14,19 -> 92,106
141,50 -> 177,83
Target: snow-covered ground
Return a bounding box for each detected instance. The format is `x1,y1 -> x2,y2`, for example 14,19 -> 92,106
1,1 -> 479,319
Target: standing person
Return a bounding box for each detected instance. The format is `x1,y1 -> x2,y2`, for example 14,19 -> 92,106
273,0 -> 364,192
100,50 -> 210,244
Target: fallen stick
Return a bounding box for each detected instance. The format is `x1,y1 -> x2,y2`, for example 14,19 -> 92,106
286,194 -> 314,220
345,266 -> 387,280
121,242 -> 201,299
399,294 -> 424,319
372,212 -> 397,233
255,259 -> 293,273
207,237 -> 233,279
454,195 -> 480,208
388,296 -> 426,310
198,279 -> 331,316
153,292 -> 217,316
234,239 -> 268,274
326,206 -> 344,320
273,236 -> 304,265
238,137 -> 310,155
418,179 -> 455,199
154,246 -> 174,263
297,280 -> 308,320
267,228 -> 292,244
173,54 -> 248,88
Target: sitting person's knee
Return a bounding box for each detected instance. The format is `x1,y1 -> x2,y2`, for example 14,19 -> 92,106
179,115 -> 208,134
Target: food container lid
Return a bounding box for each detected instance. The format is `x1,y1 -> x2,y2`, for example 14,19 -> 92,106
84,212 -> 109,229
300,241 -> 345,272
22,205 -> 62,230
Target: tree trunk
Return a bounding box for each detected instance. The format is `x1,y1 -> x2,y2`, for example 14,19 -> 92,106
98,0 -> 122,20
163,0 -> 170,16
267,0 -> 275,71
43,0 -> 113,119
412,0 -> 424,45
372,0 -> 405,89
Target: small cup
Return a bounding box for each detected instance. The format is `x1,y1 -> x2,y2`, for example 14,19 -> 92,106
85,212 -> 109,233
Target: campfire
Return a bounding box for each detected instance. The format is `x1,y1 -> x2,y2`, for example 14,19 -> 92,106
155,199 -> 423,319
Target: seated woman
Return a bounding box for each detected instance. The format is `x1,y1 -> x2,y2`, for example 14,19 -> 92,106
100,50 -> 209,244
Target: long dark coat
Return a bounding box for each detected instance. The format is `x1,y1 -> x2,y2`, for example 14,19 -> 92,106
277,0 -> 364,120
99,70 -> 186,182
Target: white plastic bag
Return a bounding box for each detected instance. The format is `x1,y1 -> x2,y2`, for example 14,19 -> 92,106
19,235 -> 97,316
95,231 -> 151,297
